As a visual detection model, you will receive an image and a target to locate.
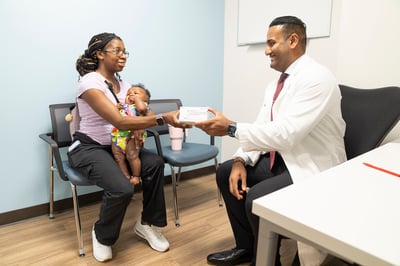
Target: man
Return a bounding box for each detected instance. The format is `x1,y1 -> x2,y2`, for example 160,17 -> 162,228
195,16 -> 346,265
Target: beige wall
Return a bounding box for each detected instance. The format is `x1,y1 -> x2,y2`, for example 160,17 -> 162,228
222,0 -> 400,161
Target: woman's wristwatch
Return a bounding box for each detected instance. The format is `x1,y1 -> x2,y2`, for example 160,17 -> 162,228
227,122 -> 237,137
156,113 -> 164,125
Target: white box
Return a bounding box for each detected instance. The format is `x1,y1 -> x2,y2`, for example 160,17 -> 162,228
179,106 -> 208,124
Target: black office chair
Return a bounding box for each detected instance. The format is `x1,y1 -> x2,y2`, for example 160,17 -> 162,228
339,85 -> 400,159
39,103 -> 96,257
311,85 -> 400,264
146,99 -> 220,226
276,85 -> 400,265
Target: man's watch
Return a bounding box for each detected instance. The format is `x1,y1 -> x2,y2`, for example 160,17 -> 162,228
156,113 -> 164,125
227,122 -> 237,137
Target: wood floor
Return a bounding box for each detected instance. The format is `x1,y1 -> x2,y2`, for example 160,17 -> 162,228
0,173 -> 252,266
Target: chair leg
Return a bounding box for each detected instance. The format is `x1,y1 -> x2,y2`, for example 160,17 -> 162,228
217,189 -> 223,207
170,166 -> 180,227
214,158 -> 223,207
49,170 -> 55,219
71,183 -> 85,256
176,167 -> 182,185
48,147 -> 55,219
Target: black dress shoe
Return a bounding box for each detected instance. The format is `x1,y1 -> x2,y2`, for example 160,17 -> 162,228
207,248 -> 253,265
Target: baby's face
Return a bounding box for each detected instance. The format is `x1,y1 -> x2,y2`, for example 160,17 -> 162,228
126,87 -> 149,104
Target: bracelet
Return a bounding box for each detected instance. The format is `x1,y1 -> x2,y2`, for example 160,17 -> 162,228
233,157 -> 246,165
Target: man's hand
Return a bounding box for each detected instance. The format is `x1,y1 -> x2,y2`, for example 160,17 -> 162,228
195,107 -> 232,136
229,161 -> 247,200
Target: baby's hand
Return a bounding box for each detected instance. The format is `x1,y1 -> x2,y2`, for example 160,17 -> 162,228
116,103 -> 124,110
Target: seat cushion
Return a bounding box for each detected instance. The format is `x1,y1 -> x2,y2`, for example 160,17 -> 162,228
149,143 -> 218,167
62,160 -> 96,186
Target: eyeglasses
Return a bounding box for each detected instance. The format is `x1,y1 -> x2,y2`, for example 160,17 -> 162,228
102,49 -> 130,58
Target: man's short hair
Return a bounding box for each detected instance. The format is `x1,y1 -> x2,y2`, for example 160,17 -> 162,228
269,16 -> 307,48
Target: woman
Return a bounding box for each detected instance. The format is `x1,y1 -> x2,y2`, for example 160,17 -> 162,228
69,32 -> 185,262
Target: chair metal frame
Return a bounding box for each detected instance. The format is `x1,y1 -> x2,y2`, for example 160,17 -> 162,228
39,103 -> 95,256
146,99 -> 221,226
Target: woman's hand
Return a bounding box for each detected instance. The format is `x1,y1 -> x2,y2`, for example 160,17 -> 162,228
163,110 -> 193,128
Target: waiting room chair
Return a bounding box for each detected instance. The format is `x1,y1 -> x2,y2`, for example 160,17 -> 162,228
339,84 -> 400,159
39,103 -> 96,256
146,99 -> 220,226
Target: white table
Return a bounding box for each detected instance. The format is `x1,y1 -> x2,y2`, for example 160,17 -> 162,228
253,142 -> 400,266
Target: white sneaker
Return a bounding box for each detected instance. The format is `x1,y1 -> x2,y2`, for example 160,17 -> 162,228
134,218 -> 170,252
92,226 -> 112,262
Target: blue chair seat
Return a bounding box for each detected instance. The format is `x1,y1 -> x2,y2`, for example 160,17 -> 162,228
148,143 -> 219,166
62,160 -> 96,186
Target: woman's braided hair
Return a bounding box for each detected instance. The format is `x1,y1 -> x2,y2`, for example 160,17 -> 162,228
76,32 -> 122,77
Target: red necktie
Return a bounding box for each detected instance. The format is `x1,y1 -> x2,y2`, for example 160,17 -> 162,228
270,73 -> 288,169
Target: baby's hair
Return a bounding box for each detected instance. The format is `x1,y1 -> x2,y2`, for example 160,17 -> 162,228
76,32 -> 122,79
131,83 -> 151,100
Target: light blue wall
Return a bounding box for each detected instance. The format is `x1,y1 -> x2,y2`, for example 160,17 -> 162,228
0,0 -> 224,213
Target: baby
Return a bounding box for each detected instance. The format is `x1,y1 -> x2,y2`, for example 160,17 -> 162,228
111,84 -> 151,186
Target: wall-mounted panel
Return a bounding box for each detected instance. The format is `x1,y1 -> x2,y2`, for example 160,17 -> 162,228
238,0 -> 332,45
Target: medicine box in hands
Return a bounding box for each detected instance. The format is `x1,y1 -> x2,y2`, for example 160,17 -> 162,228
179,106 -> 208,124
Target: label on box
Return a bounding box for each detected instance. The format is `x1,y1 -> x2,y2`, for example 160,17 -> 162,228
179,106 -> 208,123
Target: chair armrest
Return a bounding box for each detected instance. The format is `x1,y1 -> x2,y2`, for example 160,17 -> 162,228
210,135 -> 215,146
39,133 -> 68,181
39,132 -> 57,146
146,128 -> 164,158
